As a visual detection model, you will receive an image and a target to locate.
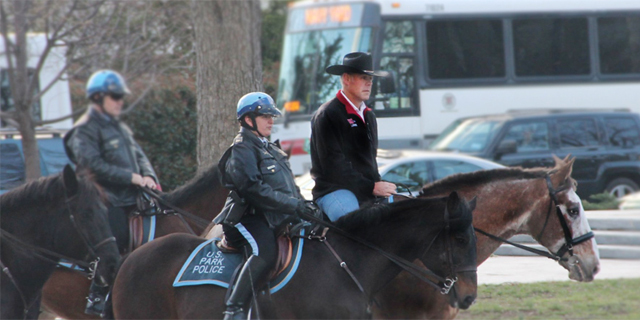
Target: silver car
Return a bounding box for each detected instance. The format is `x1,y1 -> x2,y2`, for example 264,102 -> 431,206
296,149 -> 505,200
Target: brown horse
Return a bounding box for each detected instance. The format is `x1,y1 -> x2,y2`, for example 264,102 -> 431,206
1,165 -> 120,320
40,164 -> 228,319
373,156 -> 601,319
111,192 -> 478,319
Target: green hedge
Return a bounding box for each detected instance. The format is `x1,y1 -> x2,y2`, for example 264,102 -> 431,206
123,87 -> 197,191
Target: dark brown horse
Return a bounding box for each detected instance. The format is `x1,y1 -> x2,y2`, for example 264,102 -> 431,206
111,192 -> 477,319
373,156 -> 601,319
40,164 -> 228,319
1,165 -> 120,320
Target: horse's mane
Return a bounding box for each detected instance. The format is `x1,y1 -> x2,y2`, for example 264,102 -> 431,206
162,163 -> 222,206
0,175 -> 65,212
419,167 -> 550,198
335,197 -> 447,232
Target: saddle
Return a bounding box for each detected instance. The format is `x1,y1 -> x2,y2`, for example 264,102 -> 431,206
211,223 -> 303,279
128,191 -> 169,252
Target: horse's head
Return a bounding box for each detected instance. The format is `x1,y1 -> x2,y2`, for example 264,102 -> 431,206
530,155 -> 600,282
61,165 -> 120,286
420,191 -> 478,310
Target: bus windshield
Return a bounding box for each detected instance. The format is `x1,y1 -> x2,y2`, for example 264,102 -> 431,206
429,119 -> 504,153
277,27 -> 373,116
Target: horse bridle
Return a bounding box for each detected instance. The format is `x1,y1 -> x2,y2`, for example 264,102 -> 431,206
475,173 -> 595,263
0,191 -> 116,319
538,174 -> 595,261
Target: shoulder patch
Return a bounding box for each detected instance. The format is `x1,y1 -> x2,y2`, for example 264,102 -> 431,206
233,136 -> 243,145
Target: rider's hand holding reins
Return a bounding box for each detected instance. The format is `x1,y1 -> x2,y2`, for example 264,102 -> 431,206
373,181 -> 397,197
132,173 -> 157,190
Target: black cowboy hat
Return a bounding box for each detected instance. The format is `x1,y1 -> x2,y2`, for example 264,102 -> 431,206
326,52 -> 387,77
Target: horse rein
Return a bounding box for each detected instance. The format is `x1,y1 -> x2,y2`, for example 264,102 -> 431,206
297,204 -> 464,298
475,173 -> 594,263
139,186 -> 212,234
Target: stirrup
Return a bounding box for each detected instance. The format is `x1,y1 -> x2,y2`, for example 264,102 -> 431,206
84,295 -> 106,317
222,306 -> 246,320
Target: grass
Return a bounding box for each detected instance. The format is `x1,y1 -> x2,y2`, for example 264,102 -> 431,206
456,278 -> 640,319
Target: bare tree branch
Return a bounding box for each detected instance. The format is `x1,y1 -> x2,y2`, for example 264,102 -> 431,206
35,105 -> 88,126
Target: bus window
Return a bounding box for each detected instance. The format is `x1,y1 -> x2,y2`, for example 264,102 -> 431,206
426,19 -> 504,79
374,21 -> 416,113
598,15 -> 640,74
513,17 -> 590,77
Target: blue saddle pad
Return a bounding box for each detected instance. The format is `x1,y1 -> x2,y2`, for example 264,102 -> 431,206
173,230 -> 305,294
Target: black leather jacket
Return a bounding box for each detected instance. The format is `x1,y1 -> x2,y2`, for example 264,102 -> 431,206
214,128 -> 303,228
64,107 -> 157,207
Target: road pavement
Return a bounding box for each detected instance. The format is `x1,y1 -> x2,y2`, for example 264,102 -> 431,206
477,256 -> 640,285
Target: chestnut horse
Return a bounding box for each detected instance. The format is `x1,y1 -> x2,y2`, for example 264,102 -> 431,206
40,164 -> 228,319
111,192 -> 478,319
373,156 -> 601,319
1,165 -> 120,320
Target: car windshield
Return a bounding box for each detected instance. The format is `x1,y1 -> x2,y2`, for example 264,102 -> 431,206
429,119 -> 503,153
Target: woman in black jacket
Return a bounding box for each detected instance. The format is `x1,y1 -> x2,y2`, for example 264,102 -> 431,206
214,92 -> 314,320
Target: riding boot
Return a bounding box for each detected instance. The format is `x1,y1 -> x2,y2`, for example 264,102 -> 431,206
85,280 -> 110,317
223,255 -> 270,320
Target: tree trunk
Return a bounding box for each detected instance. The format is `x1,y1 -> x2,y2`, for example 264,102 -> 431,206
192,0 -> 263,172
4,0 -> 41,180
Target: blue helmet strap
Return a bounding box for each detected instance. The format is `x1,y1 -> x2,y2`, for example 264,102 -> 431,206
240,113 -> 265,137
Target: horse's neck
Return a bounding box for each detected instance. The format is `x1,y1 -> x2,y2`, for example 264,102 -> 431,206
332,211 -> 440,295
466,179 -> 547,264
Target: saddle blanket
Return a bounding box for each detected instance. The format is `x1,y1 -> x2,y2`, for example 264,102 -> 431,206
173,231 -> 305,294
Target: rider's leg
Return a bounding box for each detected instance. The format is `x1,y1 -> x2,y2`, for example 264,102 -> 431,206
316,189 -> 359,222
222,216 -> 276,320
85,205 -> 129,316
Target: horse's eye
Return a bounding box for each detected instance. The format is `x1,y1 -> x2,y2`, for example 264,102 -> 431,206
455,235 -> 468,245
568,206 -> 580,217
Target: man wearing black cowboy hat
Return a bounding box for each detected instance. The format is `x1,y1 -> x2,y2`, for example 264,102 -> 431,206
309,52 -> 396,222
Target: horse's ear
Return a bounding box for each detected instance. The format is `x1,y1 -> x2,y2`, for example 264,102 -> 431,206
62,164 -> 79,197
447,191 -> 461,213
550,154 -> 575,186
468,196 -> 477,212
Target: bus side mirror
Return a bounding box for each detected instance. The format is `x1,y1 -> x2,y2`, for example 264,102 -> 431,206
494,140 -> 517,160
378,71 -> 396,94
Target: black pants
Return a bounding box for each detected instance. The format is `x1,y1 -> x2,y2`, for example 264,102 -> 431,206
222,214 -> 277,267
107,205 -> 134,254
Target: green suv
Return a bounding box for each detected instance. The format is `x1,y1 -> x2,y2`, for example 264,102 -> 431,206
429,110 -> 640,199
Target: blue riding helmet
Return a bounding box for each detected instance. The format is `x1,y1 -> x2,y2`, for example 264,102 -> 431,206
86,70 -> 131,98
236,92 -> 282,120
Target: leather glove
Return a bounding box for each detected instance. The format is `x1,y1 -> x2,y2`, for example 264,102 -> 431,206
295,201 -> 320,220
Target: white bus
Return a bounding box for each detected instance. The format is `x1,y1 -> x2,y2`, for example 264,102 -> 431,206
1,33 -> 73,130
271,0 -> 640,175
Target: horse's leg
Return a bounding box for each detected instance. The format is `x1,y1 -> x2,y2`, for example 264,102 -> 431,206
38,308 -> 58,320
41,269 -> 96,320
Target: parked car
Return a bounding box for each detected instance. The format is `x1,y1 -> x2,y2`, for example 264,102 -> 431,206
295,149 -> 504,200
0,129 -> 71,194
429,109 -> 640,199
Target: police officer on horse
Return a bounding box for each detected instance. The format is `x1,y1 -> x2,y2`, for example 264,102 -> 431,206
214,92 -> 315,320
64,70 -> 159,316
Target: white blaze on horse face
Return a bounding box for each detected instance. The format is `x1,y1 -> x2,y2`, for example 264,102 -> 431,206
549,190 -> 599,258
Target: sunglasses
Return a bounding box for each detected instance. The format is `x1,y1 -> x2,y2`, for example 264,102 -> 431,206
108,93 -> 125,101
